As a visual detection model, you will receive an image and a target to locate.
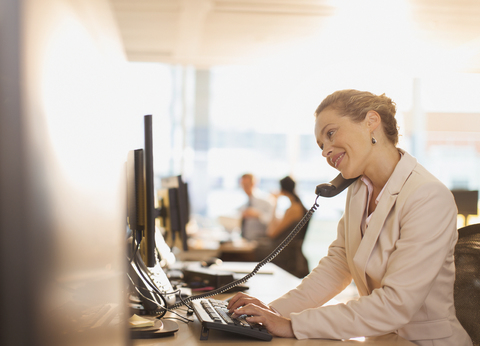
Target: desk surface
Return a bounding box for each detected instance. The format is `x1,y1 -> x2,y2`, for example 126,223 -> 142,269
133,262 -> 415,346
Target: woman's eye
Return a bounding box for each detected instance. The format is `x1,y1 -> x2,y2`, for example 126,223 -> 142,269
327,130 -> 335,139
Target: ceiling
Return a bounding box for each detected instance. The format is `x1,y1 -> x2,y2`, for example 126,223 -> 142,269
109,0 -> 480,73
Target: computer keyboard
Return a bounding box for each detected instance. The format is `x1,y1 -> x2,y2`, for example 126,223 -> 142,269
191,298 -> 272,341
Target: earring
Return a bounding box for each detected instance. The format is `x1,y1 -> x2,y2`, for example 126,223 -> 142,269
371,136 -> 377,144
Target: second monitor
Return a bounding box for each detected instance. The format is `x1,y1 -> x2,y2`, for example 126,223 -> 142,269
158,175 -> 190,252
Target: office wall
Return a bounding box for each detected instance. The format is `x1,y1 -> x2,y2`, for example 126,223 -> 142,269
0,0 -> 136,345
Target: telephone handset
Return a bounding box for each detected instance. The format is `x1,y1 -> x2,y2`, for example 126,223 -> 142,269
170,173 -> 358,310
315,174 -> 359,197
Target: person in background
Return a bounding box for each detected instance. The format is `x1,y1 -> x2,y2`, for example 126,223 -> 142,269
265,176 -> 309,278
228,89 -> 473,346
239,173 -> 274,242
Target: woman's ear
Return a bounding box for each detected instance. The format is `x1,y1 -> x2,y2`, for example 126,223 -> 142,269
366,110 -> 381,131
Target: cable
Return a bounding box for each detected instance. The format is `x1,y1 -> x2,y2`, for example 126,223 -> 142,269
127,273 -> 168,319
128,230 -> 140,264
170,196 -> 320,310
132,240 -> 176,300
128,236 -> 195,321
177,290 -> 193,310
129,279 -> 193,323
128,248 -> 169,316
133,253 -> 161,293
162,315 -> 194,324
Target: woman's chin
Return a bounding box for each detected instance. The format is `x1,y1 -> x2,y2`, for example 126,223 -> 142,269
339,170 -> 356,180
334,164 -> 356,180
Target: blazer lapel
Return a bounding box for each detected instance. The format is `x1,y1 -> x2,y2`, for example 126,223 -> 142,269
351,149 -> 417,293
353,193 -> 398,292
346,182 -> 370,295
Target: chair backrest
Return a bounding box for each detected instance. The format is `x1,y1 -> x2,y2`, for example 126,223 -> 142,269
454,223 -> 480,346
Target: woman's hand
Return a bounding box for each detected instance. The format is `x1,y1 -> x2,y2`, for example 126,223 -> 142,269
227,292 -> 271,312
227,292 -> 295,338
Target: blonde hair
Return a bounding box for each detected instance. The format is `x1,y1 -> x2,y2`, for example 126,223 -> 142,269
315,89 -> 399,145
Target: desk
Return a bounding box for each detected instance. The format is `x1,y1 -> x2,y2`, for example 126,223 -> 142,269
133,262 -> 415,346
218,239 -> 258,262
180,234 -> 259,263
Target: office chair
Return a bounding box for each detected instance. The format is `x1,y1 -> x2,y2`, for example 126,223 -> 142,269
454,223 -> 480,346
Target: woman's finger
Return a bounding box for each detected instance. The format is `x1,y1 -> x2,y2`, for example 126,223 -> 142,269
226,292 -> 250,310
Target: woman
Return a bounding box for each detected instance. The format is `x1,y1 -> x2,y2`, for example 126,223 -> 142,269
265,176 -> 310,278
227,89 -> 472,346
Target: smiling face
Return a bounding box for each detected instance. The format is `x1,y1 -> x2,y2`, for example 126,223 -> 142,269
315,107 -> 373,179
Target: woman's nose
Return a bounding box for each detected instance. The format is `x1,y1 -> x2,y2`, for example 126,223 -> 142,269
322,145 -> 332,158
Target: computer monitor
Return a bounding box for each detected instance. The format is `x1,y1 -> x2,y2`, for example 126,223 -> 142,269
451,189 -> 479,223
126,115 -> 158,268
126,115 -> 179,317
158,175 -> 190,252
126,148 -> 145,252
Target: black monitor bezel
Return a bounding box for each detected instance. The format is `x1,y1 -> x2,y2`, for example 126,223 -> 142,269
143,114 -> 157,267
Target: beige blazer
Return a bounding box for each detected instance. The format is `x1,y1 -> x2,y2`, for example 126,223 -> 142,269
270,150 -> 472,346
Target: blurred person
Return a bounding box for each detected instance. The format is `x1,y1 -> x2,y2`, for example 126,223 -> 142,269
265,176 -> 309,278
227,89 -> 472,346
239,173 -> 274,242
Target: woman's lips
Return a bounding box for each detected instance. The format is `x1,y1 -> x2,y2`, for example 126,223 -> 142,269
331,152 -> 345,168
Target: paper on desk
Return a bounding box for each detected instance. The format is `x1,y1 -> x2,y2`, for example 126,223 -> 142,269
128,314 -> 155,328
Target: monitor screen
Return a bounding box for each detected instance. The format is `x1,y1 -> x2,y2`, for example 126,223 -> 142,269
451,189 -> 479,217
158,175 -> 190,252
143,114 -> 157,267
126,115 -> 157,268
126,148 -> 145,248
